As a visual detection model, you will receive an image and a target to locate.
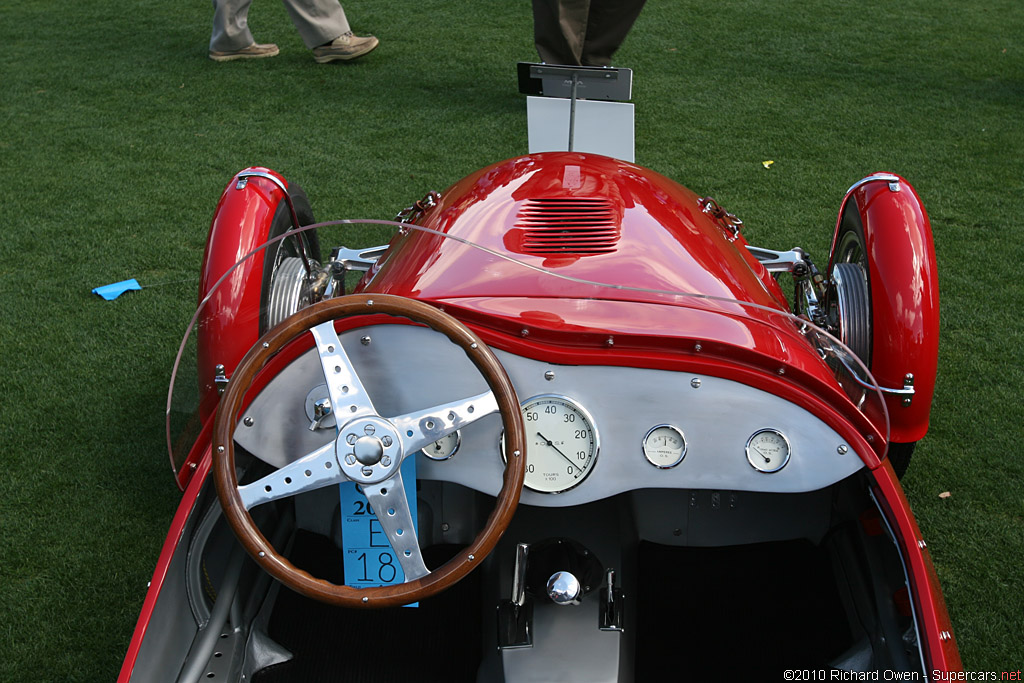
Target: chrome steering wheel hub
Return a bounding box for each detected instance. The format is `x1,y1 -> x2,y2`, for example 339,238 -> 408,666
337,415 -> 403,483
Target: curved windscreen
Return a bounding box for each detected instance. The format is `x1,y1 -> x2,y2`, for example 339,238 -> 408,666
168,221 -> 890,484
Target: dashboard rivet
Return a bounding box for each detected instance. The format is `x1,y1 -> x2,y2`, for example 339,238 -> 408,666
243,416 -> 254,427
690,378 -> 701,389
468,554 -> 475,561
262,342 -> 269,349
673,528 -> 682,536
362,597 -> 369,603
544,370 -> 556,381
521,328 -> 530,337
694,343 -> 702,352
258,551 -> 265,558
441,523 -> 450,532
470,343 -> 478,350
217,446 -> 225,453
837,444 -> 848,455
777,367 -> 786,375
361,336 -> 371,346
606,337 -> 614,346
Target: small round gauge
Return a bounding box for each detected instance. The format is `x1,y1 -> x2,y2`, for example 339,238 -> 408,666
519,395 -> 599,494
643,425 -> 686,468
746,429 -> 791,473
419,430 -> 460,461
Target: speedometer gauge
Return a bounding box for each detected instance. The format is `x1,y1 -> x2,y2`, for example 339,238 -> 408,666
520,395 -> 599,493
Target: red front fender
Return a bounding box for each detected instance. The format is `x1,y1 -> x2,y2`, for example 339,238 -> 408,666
829,174 -> 940,444
184,168 -> 290,488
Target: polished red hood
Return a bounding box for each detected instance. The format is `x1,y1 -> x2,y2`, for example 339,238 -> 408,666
363,152 -> 786,312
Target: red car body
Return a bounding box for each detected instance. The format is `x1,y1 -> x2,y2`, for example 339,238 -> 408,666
121,152 -> 958,681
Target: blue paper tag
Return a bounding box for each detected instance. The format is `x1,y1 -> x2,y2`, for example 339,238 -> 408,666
339,456 -> 418,604
92,278 -> 142,301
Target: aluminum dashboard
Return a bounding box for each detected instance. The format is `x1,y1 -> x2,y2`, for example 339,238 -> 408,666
234,323 -> 865,506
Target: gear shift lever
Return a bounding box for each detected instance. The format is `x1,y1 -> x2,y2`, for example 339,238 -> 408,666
498,543 -> 533,649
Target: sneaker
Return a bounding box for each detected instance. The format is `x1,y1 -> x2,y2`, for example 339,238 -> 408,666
209,42 -> 279,62
312,31 -> 379,63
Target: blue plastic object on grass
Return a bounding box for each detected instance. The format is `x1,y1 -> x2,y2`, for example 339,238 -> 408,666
92,279 -> 142,301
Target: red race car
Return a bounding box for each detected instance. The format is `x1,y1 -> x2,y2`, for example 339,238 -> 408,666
120,152 -> 959,681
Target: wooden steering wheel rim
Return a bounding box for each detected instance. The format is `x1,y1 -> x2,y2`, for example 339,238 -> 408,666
212,294 -> 527,608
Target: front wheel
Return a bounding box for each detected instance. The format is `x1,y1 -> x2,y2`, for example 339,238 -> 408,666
827,195 -> 916,479
260,184 -> 322,333
828,204 -> 872,366
888,442 -> 914,479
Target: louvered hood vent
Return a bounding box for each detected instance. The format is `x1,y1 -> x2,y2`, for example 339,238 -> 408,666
511,198 -> 620,255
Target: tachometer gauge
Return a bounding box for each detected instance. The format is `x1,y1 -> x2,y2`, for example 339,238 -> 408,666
419,430 -> 460,461
643,425 -> 686,468
745,429 -> 791,473
520,395 -> 599,493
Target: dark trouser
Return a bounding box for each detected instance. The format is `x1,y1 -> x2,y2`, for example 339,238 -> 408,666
532,0 -> 647,67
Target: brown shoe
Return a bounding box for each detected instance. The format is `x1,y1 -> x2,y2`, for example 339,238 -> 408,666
209,42 -> 279,62
312,31 -> 379,63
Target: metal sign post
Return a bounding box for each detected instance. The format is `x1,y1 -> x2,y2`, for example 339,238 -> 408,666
517,62 -> 635,162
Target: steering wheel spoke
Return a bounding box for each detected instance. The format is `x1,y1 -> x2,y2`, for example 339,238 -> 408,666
362,469 -> 430,582
392,390 -> 498,456
310,320 -> 377,420
238,442 -> 342,510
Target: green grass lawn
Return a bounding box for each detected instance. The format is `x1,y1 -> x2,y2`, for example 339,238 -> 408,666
1,0 -> 1021,678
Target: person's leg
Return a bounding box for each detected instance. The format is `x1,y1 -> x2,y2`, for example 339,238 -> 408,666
281,0 -> 351,49
210,0 -> 279,60
579,0 -> 646,66
210,0 -> 257,52
532,0 -> 590,66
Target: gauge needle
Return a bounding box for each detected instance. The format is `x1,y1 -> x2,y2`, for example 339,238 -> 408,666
752,446 -> 772,463
536,432 -> 580,472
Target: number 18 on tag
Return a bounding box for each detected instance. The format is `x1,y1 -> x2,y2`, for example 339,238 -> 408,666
339,456 -> 418,600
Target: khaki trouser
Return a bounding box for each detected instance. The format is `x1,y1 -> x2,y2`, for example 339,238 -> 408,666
210,0 -> 351,51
